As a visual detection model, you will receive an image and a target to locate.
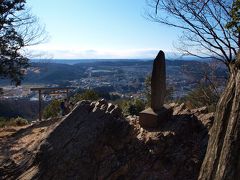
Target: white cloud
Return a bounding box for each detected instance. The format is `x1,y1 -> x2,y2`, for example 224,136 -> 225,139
26,45 -> 178,59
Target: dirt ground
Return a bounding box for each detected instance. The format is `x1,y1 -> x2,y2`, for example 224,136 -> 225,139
0,118 -> 61,178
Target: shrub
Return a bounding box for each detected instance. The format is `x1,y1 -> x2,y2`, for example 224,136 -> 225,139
10,117 -> 29,126
0,117 -> 7,128
118,99 -> 146,116
43,99 -> 61,119
181,84 -> 219,112
128,99 -> 146,116
117,99 -> 130,115
72,89 -> 99,103
0,116 -> 28,127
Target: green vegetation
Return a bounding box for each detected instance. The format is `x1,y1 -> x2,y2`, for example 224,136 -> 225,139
72,89 -> 99,103
144,75 -> 151,106
226,0 -> 240,34
43,89 -> 100,119
0,0 -> 46,85
0,116 -> 29,128
72,89 -> 145,116
128,99 -> 145,116
43,99 -> 61,119
118,99 -> 146,116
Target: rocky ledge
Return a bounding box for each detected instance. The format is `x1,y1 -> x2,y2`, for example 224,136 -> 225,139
0,100 -> 214,180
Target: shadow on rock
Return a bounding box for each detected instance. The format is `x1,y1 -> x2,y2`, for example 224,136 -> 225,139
3,100 -> 213,180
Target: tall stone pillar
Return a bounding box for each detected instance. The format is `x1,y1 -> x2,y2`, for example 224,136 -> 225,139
139,50 -> 172,128
151,50 -> 166,110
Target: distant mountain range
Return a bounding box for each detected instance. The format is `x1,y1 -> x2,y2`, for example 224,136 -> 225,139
0,59 -> 227,86
30,56 -> 208,65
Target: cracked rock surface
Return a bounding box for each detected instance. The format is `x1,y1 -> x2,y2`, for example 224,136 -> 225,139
0,100 -> 214,180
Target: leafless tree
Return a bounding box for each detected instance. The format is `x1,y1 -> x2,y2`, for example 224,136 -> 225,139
147,0 -> 240,179
147,0 -> 238,67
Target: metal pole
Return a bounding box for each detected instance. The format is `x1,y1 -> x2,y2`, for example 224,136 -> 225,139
39,90 -> 42,121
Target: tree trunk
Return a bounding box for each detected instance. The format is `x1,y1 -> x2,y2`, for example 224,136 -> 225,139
198,52 -> 240,180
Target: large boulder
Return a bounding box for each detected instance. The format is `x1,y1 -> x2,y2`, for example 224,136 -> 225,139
20,100 -> 128,180
0,100 -> 215,180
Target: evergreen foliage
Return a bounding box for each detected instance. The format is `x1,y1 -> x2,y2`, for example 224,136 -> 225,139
226,0 -> 240,34
72,89 -> 99,103
118,99 -> 146,116
43,99 -> 61,119
0,0 -> 46,85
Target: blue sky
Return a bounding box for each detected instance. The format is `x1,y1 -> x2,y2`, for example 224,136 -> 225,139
26,0 -> 180,59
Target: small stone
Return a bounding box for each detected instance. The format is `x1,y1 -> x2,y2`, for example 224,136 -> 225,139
173,103 -> 186,115
191,106 -> 208,115
169,102 -> 178,108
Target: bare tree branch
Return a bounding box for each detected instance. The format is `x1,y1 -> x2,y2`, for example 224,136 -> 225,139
155,0 -> 160,14
147,0 -> 238,66
0,0 -> 47,85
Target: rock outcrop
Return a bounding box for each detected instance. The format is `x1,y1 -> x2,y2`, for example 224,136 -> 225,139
0,100 -> 214,180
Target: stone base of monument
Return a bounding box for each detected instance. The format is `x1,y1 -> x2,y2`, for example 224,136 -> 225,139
139,104 -> 173,128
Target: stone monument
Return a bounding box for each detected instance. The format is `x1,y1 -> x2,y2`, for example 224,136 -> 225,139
139,50 -> 173,128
